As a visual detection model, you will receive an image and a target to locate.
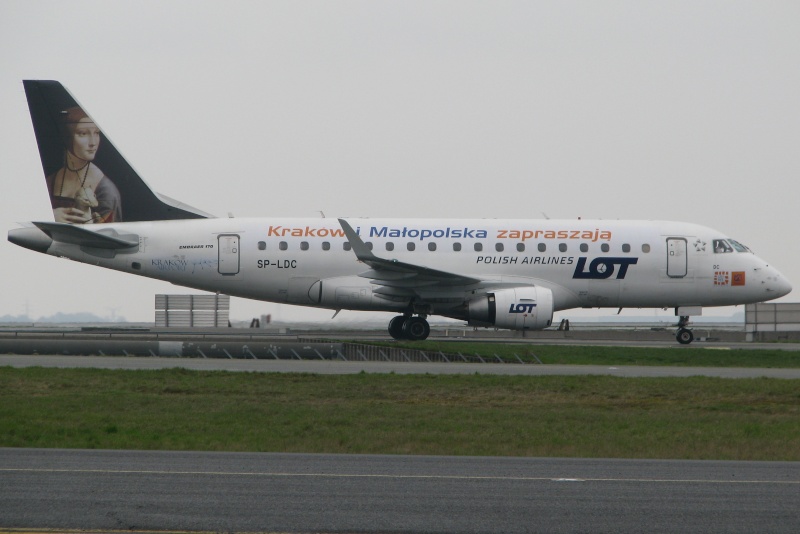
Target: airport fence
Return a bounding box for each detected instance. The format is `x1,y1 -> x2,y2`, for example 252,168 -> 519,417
333,342 -> 530,364
0,331 -> 532,363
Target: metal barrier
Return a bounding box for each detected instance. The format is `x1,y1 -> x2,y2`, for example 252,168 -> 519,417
338,343 -> 528,364
0,331 -> 531,363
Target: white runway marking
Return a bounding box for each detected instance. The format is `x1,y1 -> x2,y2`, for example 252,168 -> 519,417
3,467 -> 798,485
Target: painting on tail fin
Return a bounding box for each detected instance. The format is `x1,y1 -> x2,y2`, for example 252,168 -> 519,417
23,80 -> 211,223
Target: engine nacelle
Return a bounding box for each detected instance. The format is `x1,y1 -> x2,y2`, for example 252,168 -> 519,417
303,276 -> 407,312
467,286 -> 554,330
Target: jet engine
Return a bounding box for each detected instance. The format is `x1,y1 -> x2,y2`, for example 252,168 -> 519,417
467,286 -> 554,330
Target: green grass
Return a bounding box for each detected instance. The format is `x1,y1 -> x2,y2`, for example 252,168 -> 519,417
2,367 -> 799,460
374,341 -> 800,367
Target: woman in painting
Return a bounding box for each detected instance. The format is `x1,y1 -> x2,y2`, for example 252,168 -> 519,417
47,106 -> 122,223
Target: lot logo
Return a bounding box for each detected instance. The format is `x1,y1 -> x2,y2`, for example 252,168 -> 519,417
509,303 -> 537,314
572,257 -> 638,279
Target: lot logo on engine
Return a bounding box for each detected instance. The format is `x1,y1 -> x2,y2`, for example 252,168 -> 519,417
509,303 -> 537,314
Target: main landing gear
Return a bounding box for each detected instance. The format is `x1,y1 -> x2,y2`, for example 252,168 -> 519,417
388,315 -> 431,341
676,315 -> 694,345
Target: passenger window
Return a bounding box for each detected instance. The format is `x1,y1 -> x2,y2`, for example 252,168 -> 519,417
559,243 -> 567,252
642,244 -> 650,253
279,241 -> 288,251
322,241 -> 330,251
622,244 -> 631,253
538,243 -> 546,252
474,243 -> 483,252
580,243 -> 588,253
300,241 -> 309,251
516,243 -> 525,252
407,242 -> 415,251
258,241 -> 266,251
365,242 -> 373,250
495,243 -> 504,252
428,242 -> 437,251
386,242 -> 394,251
601,243 -> 609,253
453,242 -> 462,252
344,242 -> 352,251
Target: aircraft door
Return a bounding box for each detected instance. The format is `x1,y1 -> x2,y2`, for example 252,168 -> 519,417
218,234 -> 240,275
666,238 -> 687,278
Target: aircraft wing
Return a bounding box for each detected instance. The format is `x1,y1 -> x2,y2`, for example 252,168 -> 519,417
338,219 -> 481,297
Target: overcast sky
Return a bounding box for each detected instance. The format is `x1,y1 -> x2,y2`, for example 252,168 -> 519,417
2,1 -> 798,323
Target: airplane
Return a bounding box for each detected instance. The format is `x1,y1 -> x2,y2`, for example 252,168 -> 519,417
8,80 -> 793,344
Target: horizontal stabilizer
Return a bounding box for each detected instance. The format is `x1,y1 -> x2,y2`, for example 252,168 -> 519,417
33,222 -> 138,249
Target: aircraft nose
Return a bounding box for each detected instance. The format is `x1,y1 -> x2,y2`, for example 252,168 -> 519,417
763,265 -> 792,299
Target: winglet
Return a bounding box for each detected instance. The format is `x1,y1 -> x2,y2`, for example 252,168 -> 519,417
338,219 -> 376,262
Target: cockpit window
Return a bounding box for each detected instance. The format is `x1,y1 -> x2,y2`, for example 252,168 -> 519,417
729,239 -> 751,253
713,239 -> 733,253
714,238 -> 751,253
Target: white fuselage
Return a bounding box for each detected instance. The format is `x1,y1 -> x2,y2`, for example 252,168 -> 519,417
18,80 -> 792,340
42,217 -> 791,321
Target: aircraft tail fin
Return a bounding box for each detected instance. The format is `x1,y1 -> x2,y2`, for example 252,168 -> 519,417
23,80 -> 211,224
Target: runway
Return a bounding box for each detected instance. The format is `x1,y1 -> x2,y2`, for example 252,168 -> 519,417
1,448 -> 798,533
3,354 -> 800,378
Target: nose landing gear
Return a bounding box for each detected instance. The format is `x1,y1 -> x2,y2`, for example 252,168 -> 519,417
676,315 -> 694,345
388,314 -> 430,341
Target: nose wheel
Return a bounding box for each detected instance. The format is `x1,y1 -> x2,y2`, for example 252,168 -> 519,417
675,315 -> 694,345
676,328 -> 694,345
388,315 -> 430,341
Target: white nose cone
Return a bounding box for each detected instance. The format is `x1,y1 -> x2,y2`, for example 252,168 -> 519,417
764,265 -> 792,299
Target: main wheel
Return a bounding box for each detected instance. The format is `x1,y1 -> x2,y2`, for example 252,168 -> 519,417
676,328 -> 694,345
388,315 -> 406,340
402,316 -> 430,341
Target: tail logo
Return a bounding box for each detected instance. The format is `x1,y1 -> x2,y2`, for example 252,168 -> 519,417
24,80 -> 208,223
46,106 -> 122,224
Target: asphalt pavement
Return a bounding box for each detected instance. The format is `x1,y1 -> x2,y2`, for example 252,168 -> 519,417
3,354 -> 800,378
1,448 -> 798,533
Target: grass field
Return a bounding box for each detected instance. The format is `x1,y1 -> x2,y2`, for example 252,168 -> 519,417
1,366 -> 798,460
379,341 -> 800,367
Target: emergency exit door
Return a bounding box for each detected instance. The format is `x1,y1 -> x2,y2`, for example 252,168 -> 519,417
218,234 -> 240,275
